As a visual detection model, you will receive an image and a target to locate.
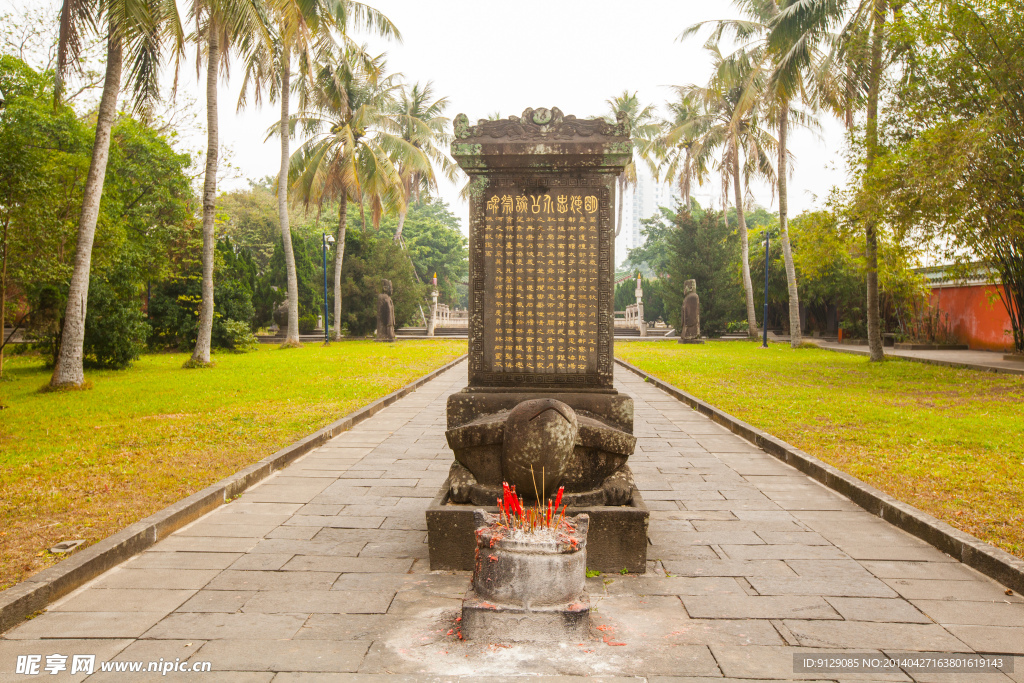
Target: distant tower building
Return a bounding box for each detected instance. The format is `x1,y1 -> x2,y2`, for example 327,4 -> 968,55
614,170 -> 683,267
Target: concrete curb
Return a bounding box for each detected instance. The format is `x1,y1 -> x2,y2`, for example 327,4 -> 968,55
0,354 -> 468,634
615,357 -> 1024,595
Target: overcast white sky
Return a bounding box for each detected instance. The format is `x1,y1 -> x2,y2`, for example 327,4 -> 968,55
10,0 -> 849,235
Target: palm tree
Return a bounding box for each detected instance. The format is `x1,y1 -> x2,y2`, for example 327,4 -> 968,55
289,52 -> 426,341
242,0 -> 399,346
185,0 -> 272,366
652,89 -> 711,212
49,0 -> 183,388
770,0 -> 889,360
391,81 -> 457,245
676,46 -> 778,338
604,92 -> 660,238
682,0 -> 830,347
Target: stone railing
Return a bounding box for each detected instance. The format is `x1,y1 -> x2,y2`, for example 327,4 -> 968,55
619,305 -> 647,336
433,304 -> 451,327
624,304 -> 639,327
442,308 -> 469,328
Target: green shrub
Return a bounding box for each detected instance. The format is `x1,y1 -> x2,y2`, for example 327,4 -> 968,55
268,234 -> 321,321
664,209 -> 744,337
83,269 -> 150,369
26,284 -> 64,366
298,314 -> 318,335
148,238 -> 256,351
220,318 -> 259,352
337,230 -> 424,336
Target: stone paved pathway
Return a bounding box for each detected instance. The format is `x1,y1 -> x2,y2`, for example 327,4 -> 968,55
2,362 -> 1022,682
812,341 -> 1024,376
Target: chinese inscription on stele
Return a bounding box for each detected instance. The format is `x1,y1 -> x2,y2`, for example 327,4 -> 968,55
452,106 -> 631,390
484,190 -> 601,376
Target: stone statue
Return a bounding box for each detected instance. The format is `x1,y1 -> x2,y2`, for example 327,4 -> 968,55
679,279 -> 703,343
272,302 -> 289,333
501,399 -> 579,500
446,395 -> 636,507
375,279 -> 396,342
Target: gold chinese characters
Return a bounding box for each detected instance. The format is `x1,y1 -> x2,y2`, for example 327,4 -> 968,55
486,193 -> 600,216
483,191 -> 600,374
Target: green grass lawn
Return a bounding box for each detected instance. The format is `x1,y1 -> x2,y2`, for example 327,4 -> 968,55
0,341 -> 465,589
616,341 -> 1024,560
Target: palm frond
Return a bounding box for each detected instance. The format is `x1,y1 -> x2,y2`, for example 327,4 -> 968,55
57,0 -> 97,101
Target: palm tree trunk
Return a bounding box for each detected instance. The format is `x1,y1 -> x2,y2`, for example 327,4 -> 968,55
864,0 -> 887,362
731,140 -> 758,338
778,100 -> 802,348
332,200 -> 347,341
393,208 -> 407,244
50,29 -> 122,387
191,30 -> 220,365
278,53 -> 301,347
393,175 -> 410,244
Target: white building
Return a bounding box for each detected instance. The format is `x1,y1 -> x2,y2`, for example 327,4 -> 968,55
614,170 -> 684,267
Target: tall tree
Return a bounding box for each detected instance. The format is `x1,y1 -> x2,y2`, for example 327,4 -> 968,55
867,0 -> 1024,353
604,91 -> 660,237
185,0 -> 271,366
666,207 -> 744,337
675,47 -> 778,338
391,81 -> 456,245
242,0 -> 398,346
652,90 -> 710,212
289,51 -> 425,341
48,0 -> 182,387
769,0 -> 891,360
683,0 -> 831,347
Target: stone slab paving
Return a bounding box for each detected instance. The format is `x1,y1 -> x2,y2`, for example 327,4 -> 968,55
2,361 -> 1022,682
813,341 -> 1024,375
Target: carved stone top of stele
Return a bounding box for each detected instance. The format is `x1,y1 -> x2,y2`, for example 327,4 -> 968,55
454,107 -> 629,142
451,107 -> 631,173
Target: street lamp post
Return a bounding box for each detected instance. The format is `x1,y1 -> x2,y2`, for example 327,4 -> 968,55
762,230 -> 770,349
322,233 -> 335,343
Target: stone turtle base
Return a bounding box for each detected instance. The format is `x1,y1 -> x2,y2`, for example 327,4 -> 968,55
426,480 -> 649,574
461,588 -> 590,642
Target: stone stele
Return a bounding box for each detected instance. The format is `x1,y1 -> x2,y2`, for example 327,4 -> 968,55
679,278 -> 703,343
375,278 -> 396,342
428,107 -> 649,574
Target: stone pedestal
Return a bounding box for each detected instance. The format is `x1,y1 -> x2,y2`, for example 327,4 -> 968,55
461,589 -> 591,642
461,510 -> 591,642
427,483 -> 649,573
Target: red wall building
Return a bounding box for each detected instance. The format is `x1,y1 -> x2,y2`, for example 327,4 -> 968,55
922,267 -> 1014,352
